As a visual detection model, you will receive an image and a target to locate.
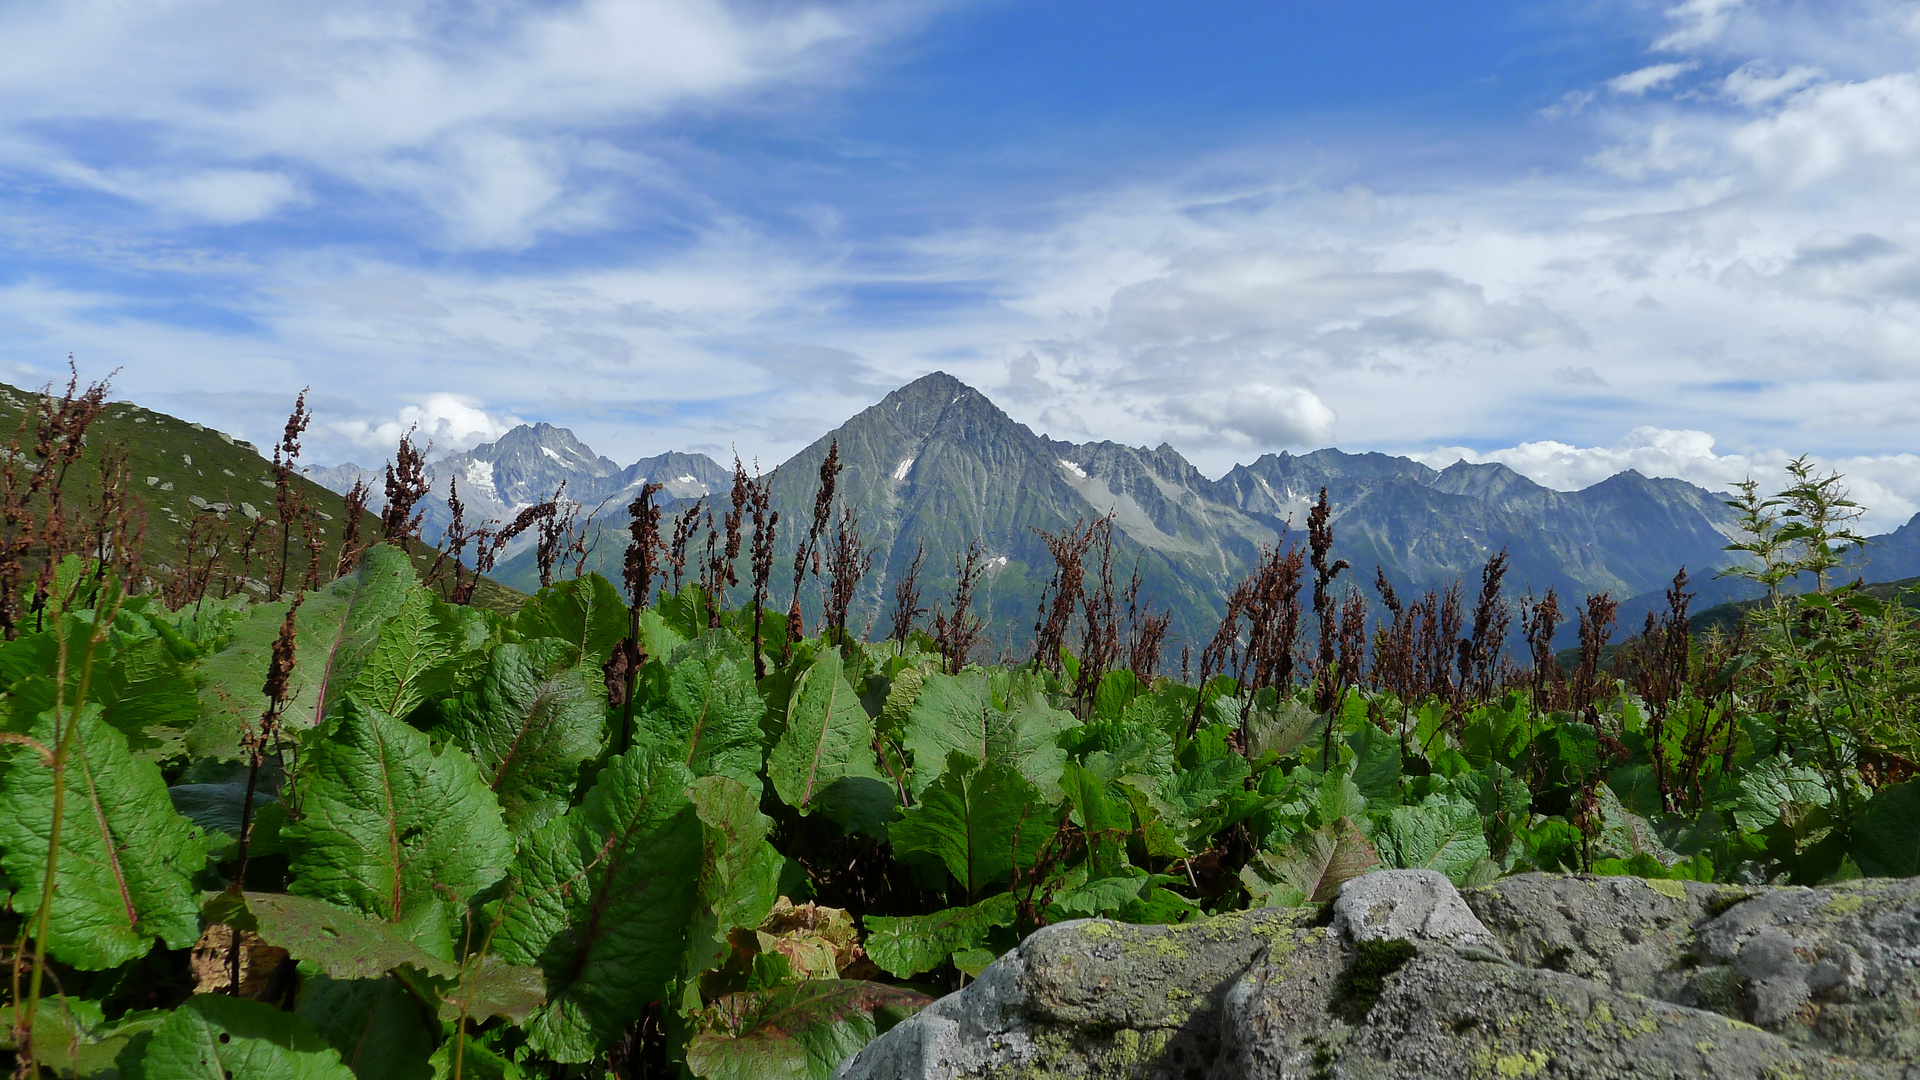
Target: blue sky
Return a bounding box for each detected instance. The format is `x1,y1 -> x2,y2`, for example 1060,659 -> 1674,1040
3,0 -> 1919,527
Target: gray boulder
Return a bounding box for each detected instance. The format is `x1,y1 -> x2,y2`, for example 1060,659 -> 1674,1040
838,870 -> 1920,1080
1331,868 -> 1505,957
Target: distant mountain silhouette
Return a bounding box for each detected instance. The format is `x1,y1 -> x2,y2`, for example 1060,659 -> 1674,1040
308,372 -> 1919,650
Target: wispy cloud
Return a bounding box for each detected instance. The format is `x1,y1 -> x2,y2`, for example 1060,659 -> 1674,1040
0,0 -> 923,245
1608,62 -> 1697,96
2,0 -> 1919,533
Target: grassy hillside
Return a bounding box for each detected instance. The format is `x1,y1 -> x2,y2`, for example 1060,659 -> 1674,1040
1690,575 -> 1920,637
0,378 -> 521,614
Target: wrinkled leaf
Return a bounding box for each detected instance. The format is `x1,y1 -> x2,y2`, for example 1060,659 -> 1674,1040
1246,692 -> 1321,761
352,581 -> 471,720
1253,818 -> 1378,904
0,703 -> 207,969
769,648 -> 883,813
191,544 -> 419,758
296,971 -> 435,1080
685,981 -> 931,1080
436,638 -> 606,834
490,748 -> 704,1063
212,891 -> 455,980
890,752 -> 1057,895
1347,724 -> 1402,805
1062,760 -> 1131,878
207,889 -> 543,1017
1047,872 -> 1151,919
427,1034 -> 527,1080
132,995 -> 355,1080
515,574 -> 629,664
1733,758 -> 1831,833
901,672 -> 1072,799
1376,795 -> 1491,886
642,631 -> 764,787
864,892 -> 1017,978
687,774 -> 786,977
285,701 -> 513,957
0,1000 -> 168,1078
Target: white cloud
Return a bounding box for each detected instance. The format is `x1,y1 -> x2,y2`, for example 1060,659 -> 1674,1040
1608,62 -> 1697,96
1722,63 -> 1824,107
1654,0 -> 1749,52
1172,384 -> 1337,448
1416,428 -> 1920,532
0,0 -> 914,244
2,0 -> 1918,522
1728,72 -> 1920,188
330,394 -> 525,459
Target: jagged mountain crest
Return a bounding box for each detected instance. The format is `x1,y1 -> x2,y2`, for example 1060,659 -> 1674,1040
310,370 -> 1918,650
312,422 -> 732,556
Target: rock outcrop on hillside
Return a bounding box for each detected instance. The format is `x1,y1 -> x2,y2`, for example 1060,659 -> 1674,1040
836,869 -> 1920,1080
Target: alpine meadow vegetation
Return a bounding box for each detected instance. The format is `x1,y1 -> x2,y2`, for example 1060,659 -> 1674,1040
0,375 -> 1917,1079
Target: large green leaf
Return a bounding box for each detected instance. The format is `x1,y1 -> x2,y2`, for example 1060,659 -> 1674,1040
1243,818 -> 1379,905
192,544 -> 418,758
489,748 -> 705,1063
864,892 -> 1017,978
215,890 -> 442,976
1061,759 -> 1131,878
0,614 -> 202,764
284,701 -> 513,957
131,995 -> 355,1080
876,656 -> 938,737
0,619 -> 200,753
1163,749 -> 1253,845
350,579 -> 474,720
208,890 -> 549,1017
687,775 -> 786,977
0,1000 -> 168,1077
515,574 -> 629,664
1245,692 -> 1323,762
1733,758 -> 1832,833
640,631 -> 765,787
1375,794 -> 1491,885
890,752 -> 1057,895
0,703 -> 207,969
297,971 -> 435,1080
427,1034 -> 528,1080
685,981 -> 932,1080
1853,779 -> 1920,877
436,638 -> 607,835
1347,723 -> 1402,805
769,648 -> 883,814
638,609 -> 691,667
900,672 -> 1072,799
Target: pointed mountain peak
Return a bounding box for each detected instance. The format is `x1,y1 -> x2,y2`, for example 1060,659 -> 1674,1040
825,372 -> 1033,453
887,370 -> 969,401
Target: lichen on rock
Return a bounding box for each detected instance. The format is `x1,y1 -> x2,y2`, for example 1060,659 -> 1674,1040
836,870 -> 1920,1080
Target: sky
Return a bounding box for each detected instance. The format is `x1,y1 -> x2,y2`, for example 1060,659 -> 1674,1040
2,0 -> 1919,528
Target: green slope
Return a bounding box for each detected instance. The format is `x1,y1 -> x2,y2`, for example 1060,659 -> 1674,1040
0,380 -> 520,614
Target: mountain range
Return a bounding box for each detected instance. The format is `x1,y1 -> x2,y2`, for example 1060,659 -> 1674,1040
311,372 -> 1920,650
305,425 -> 732,549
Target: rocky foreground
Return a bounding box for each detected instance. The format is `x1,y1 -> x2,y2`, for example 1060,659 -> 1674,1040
836,870 -> 1920,1080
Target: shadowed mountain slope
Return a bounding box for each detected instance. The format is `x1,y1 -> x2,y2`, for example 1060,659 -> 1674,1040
456,372 -> 1828,652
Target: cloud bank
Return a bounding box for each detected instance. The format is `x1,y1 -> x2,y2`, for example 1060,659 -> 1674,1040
1,0 -> 1917,536
330,394 -> 525,459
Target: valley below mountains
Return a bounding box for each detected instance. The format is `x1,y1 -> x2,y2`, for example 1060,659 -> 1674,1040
312,372 -> 1920,650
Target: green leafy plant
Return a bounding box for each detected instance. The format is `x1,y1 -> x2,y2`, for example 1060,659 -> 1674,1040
3,444 -> 1918,1080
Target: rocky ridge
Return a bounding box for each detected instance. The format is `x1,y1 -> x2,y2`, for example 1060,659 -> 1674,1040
837,869 -> 1920,1079
308,372 -> 1920,641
